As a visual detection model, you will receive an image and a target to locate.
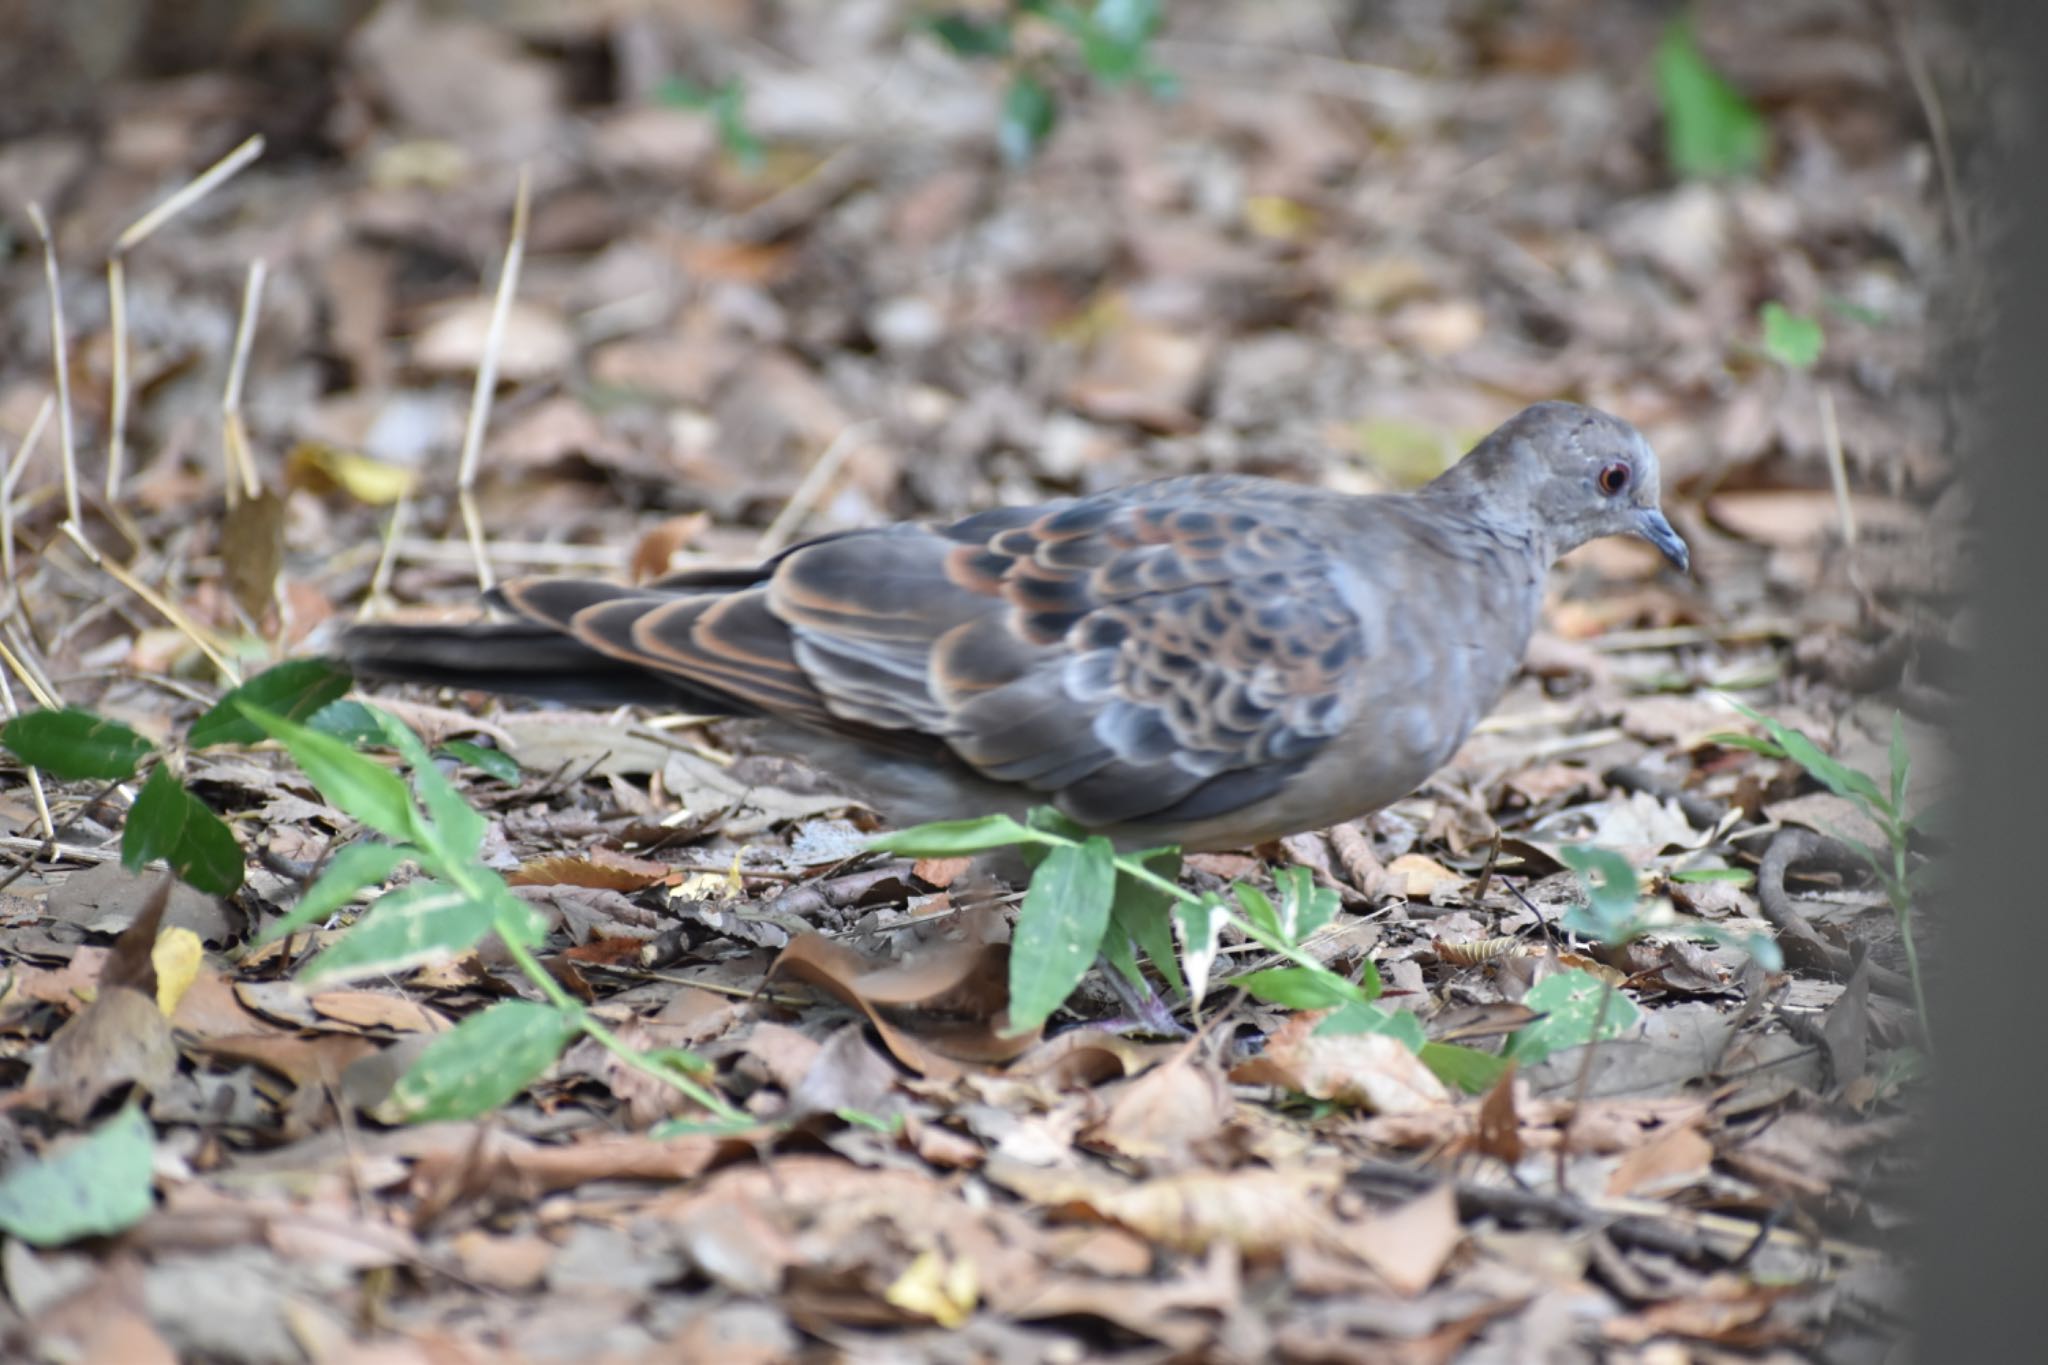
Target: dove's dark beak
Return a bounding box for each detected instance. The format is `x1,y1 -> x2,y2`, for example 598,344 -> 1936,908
1636,509 -> 1690,573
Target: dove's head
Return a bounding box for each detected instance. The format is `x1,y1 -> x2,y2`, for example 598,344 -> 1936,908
1445,401 -> 1689,572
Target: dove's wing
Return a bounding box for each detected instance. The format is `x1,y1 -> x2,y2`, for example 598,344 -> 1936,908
491,480 -> 1366,828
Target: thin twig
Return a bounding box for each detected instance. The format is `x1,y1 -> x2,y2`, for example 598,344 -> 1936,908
361,496 -> 409,618
452,167 -> 533,593
25,205 -> 79,529
0,661 -> 55,844
1885,0 -> 1967,249
1816,386 -> 1855,549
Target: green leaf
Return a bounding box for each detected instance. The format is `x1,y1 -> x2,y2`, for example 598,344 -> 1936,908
437,739 -> 520,784
1723,699 -> 1885,810
121,766 -> 244,895
1503,969 -> 1640,1066
1273,867 -> 1339,944
381,1000 -> 575,1122
1419,1042 -> 1509,1094
709,80 -> 765,172
1670,867 -> 1754,885
1,708 -> 153,780
371,709 -> 485,863
1556,844 -> 1641,945
925,13 -> 1012,57
240,701 -> 421,843
870,813 -> 1037,856
1888,711 -> 1911,813
1111,850 -> 1185,999
1174,892 -> 1223,1004
308,699 -> 385,745
1760,302 -> 1824,370
1000,72 -> 1059,165
1689,923 -> 1785,972
1008,836 -> 1117,1033
1234,965 -> 1365,1011
0,1103 -> 154,1245
1233,883 -> 1282,940
189,658 -> 352,749
259,841 -> 411,945
1315,1000 -> 1425,1051
300,878 -> 492,984
1654,16 -> 1766,178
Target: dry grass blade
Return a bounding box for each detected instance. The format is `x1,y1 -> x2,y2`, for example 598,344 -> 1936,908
754,421 -> 874,556
25,204 -> 79,528
0,649 -> 56,842
105,257 -> 129,501
59,523 -> 241,683
452,165 -> 534,592
2,396 -> 54,594
114,133 -> 265,253
221,260 -> 268,503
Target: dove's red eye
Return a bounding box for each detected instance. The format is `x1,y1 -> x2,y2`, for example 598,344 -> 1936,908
1597,461 -> 1631,496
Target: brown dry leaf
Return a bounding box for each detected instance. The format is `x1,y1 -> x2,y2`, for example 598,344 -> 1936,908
1084,1050 -> 1235,1167
1704,490 -> 1919,548
1386,852 -> 1462,899
1067,318 -> 1212,432
24,876 -> 176,1120
194,1032 -> 381,1091
1604,1277 -> 1798,1346
1475,1063 -> 1523,1165
1009,1027 -> 1178,1089
1605,1122 -> 1715,1198
986,1155 -> 1336,1259
221,488 -> 285,619
412,298 -> 573,381
508,850 -> 672,892
447,1230 -> 555,1292
1233,1013 -> 1452,1114
1338,1182 -> 1462,1295
23,1258 -> 176,1365
409,1127 -> 747,1208
912,855 -> 973,890
769,934 -> 1031,1076
308,990 -> 451,1035
629,511 -> 713,583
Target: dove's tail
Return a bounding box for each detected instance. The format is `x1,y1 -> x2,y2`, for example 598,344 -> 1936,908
337,619 -> 715,710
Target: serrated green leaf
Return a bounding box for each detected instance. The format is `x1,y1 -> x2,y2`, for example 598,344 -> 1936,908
1760,302 -> 1824,370
189,658 -> 352,749
1503,969 -> 1640,1066
870,814 -> 1037,856
1,708 -> 153,781
300,878 -> 491,984
1418,1041 -> 1509,1094
121,766 -> 244,895
0,1103 -> 154,1245
381,1000 -> 575,1122
1008,836 -> 1116,1033
1000,72 -> 1058,164
437,739 -> 520,783
240,701 -> 420,843
259,841 -> 411,945
1654,16 -> 1766,178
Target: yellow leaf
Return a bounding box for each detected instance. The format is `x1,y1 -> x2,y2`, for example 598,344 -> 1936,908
286,442 -> 419,506
152,926 -> 204,1017
884,1249 -> 978,1329
1244,195 -> 1317,241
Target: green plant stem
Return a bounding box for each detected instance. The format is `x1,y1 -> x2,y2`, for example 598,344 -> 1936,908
1891,839 -> 1933,1048
493,929 -> 749,1127
1096,841 -> 1373,1008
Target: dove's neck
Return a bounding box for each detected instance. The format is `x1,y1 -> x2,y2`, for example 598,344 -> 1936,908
1417,461 -> 1562,567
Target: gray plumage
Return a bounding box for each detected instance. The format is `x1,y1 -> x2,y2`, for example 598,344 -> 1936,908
342,402 -> 1687,849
